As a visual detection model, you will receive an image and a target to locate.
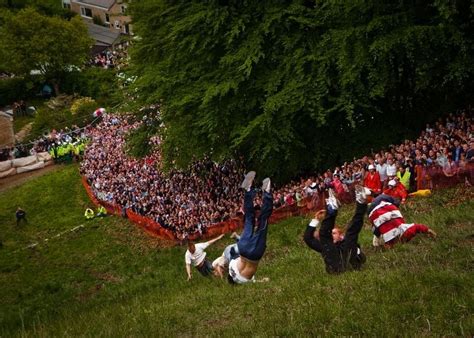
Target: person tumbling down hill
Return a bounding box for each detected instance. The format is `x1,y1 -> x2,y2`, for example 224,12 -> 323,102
368,194 -> 437,248
303,187 -> 369,274
212,232 -> 240,278
227,171 -> 273,284
185,234 -> 224,280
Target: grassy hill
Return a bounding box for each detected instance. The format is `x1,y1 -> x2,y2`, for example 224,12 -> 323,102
0,165 -> 472,336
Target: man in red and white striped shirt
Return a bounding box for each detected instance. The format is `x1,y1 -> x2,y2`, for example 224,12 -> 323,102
368,195 -> 436,247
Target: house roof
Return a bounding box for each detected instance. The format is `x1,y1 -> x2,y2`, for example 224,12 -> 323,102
72,0 -> 116,10
86,22 -> 121,46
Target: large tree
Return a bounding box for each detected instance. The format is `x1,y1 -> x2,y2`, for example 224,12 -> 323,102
0,7 -> 92,94
130,0 -> 473,181
0,0 -> 67,16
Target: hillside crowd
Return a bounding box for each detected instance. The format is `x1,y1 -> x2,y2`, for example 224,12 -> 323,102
80,114 -> 245,240
80,111 -> 473,239
89,48 -> 130,71
276,111 -> 473,207
0,126 -> 88,162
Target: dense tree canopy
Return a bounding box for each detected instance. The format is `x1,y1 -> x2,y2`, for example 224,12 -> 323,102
0,0 -> 67,16
0,7 -> 92,94
130,0 -> 474,181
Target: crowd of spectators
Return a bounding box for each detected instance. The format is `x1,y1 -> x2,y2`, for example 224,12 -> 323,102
80,110 -> 473,239
276,110 -> 473,207
0,126 -> 88,162
89,47 -> 129,71
80,114 -> 246,240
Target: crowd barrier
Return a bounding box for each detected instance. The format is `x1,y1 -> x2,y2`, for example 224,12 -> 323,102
81,163 -> 472,244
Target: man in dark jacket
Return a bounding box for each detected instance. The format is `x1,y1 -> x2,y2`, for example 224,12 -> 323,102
303,186 -> 369,274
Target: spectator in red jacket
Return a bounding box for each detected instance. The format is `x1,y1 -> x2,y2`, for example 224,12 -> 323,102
332,174 -> 345,195
383,179 -> 408,204
364,164 -> 382,195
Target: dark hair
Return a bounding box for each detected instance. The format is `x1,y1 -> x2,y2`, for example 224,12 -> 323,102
227,274 -> 236,285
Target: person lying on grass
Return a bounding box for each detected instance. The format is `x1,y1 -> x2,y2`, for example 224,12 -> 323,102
303,186 -> 369,274
368,194 -> 437,248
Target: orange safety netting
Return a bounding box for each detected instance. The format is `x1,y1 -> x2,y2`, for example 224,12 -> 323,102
81,164 -> 472,243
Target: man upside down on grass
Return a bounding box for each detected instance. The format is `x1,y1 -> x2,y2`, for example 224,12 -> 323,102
227,171 -> 273,284
303,186 -> 369,274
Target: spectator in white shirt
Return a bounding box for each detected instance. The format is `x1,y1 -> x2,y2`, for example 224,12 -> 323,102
386,158 -> 397,179
376,157 -> 388,185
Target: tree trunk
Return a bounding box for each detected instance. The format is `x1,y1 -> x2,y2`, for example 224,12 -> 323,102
52,81 -> 60,96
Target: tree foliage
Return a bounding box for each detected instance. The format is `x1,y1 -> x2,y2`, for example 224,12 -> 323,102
130,0 -> 474,181
0,0 -> 69,17
0,7 -> 92,94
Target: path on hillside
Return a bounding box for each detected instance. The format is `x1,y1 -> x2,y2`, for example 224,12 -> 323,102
0,164 -> 60,193
15,122 -> 33,142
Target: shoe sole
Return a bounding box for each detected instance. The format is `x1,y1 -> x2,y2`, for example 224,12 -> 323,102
262,177 -> 271,192
241,171 -> 256,190
354,185 -> 367,203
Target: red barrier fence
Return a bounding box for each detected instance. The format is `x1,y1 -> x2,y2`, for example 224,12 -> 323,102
81,176 -> 324,243
81,164 -> 472,244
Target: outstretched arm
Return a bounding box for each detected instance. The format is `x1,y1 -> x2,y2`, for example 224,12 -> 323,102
206,234 -> 225,246
186,264 -> 192,281
303,210 -> 325,253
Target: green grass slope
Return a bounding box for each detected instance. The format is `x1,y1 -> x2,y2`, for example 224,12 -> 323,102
0,166 -> 473,336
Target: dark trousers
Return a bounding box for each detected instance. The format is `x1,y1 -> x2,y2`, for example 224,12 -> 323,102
196,259 -> 213,276
237,189 -> 273,261
367,194 -> 397,214
16,214 -> 27,226
304,202 -> 367,273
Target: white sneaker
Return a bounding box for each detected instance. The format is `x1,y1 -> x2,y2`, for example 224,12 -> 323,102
355,185 -> 370,204
241,171 -> 256,191
262,177 -> 271,193
325,189 -> 340,210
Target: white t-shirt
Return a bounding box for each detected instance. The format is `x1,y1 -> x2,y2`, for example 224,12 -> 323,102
185,242 -> 209,266
228,258 -> 255,284
212,256 -> 227,269
376,163 -> 388,181
386,164 -> 397,177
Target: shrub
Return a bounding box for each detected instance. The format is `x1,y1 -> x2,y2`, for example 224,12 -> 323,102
61,68 -> 121,106
0,77 -> 34,106
28,96 -> 96,140
70,97 -> 97,116
30,107 -> 73,139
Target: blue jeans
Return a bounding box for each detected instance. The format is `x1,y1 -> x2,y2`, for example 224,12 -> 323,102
196,259 -> 213,276
224,244 -> 239,262
237,189 -> 273,261
367,194 -> 397,214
